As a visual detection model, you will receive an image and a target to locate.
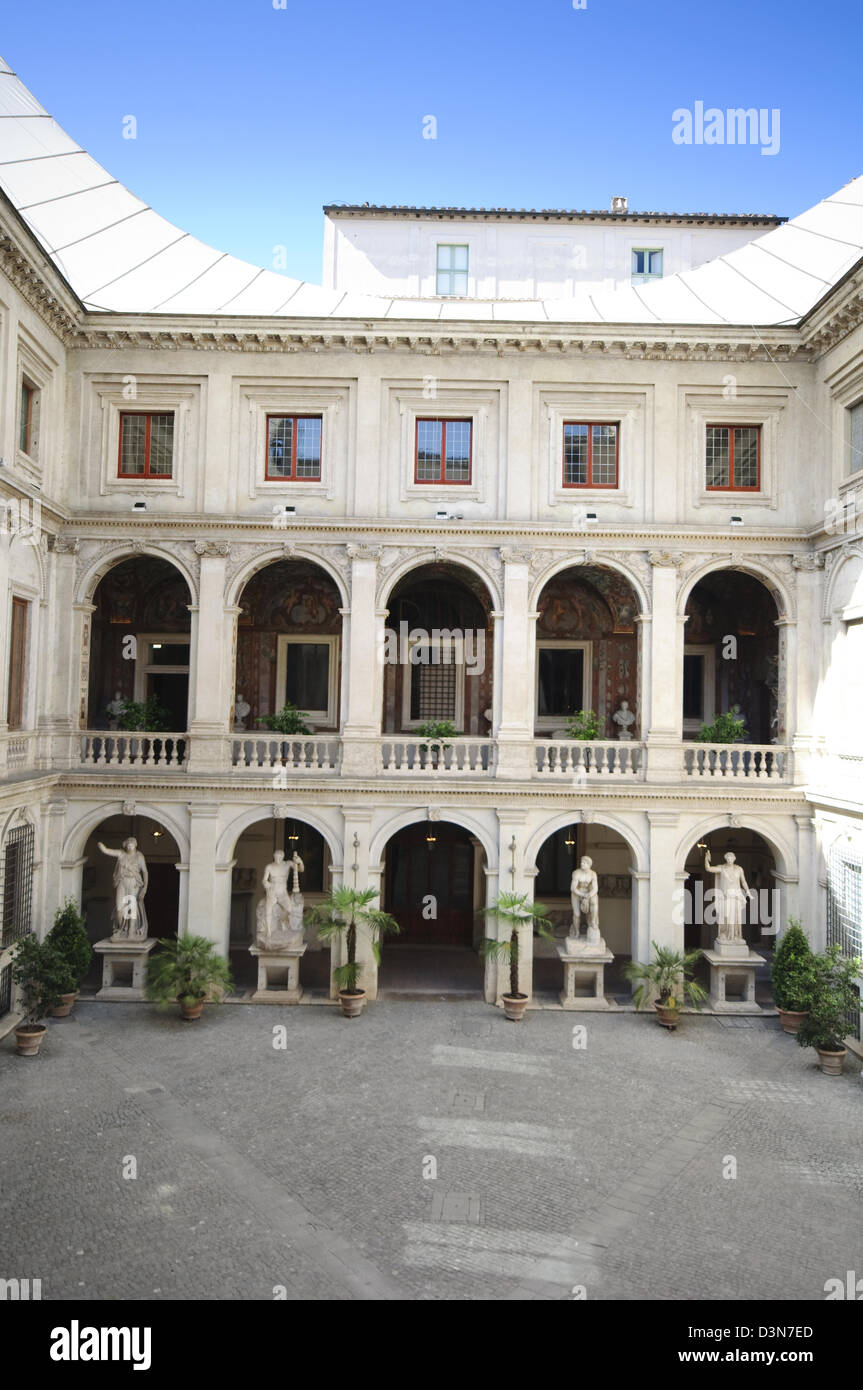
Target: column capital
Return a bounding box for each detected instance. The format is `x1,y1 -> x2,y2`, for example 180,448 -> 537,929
648,550 -> 684,568
194,540 -> 232,559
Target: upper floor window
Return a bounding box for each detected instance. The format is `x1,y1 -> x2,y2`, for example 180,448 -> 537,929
7,597 -> 28,731
563,422 -> 619,488
415,418 -> 472,484
849,401 -> 863,473
632,248 -> 663,283
436,244 -> 469,296
19,379 -> 37,456
705,425 -> 761,491
118,412 -> 174,478
266,415 -> 322,481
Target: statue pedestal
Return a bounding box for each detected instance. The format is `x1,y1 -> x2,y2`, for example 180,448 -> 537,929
712,937 -> 753,958
93,937 -> 158,1001
703,948 -> 764,1013
557,941 -> 614,1010
249,945 -> 306,1004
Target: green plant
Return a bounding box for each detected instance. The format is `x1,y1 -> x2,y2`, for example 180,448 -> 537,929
623,942 -> 708,1011
696,710 -> 747,744
479,893 -> 553,1000
307,886 -> 400,995
146,935 -> 234,1009
416,720 -> 460,750
11,934 -> 66,1025
116,696 -> 172,732
770,918 -> 816,1012
259,703 -> 312,735
46,897 -> 92,985
565,709 -> 601,741
796,945 -> 862,1053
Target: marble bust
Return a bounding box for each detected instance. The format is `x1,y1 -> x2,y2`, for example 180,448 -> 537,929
233,692 -> 251,731
612,701 -> 635,740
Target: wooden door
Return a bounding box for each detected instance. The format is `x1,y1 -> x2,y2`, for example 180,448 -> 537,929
386,824 -> 474,945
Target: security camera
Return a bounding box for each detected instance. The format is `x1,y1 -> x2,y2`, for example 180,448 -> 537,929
730,514 -> 744,527
434,509 -> 452,521
131,500 -> 147,512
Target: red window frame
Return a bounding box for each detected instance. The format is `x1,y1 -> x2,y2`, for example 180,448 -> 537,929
7,597 -> 27,731
705,424 -> 761,492
117,412 -> 175,479
414,418 -> 473,485
562,422 -> 620,489
265,415 -> 323,482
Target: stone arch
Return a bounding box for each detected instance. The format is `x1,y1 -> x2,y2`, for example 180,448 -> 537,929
675,816 -> 792,880
377,551 -> 500,612
678,558 -> 792,622
228,548 -> 348,610
8,532 -> 46,595
823,544 -> 863,619
217,805 -> 342,867
77,545 -> 198,606
370,806 -> 497,870
529,555 -> 649,618
62,802 -> 190,864
525,811 -> 647,875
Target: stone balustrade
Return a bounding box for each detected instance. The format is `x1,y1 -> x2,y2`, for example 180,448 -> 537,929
682,743 -> 791,781
380,737 -> 496,774
80,732 -> 188,768
231,735 -> 342,773
533,739 -> 647,779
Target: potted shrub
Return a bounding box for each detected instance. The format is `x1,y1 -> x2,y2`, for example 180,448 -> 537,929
146,935 -> 234,1020
45,897 -> 93,1017
10,934 -> 64,1056
259,702 -> 312,736
565,709 -> 601,741
307,886 -> 400,1017
624,942 -> 707,1029
415,720 -> 460,769
480,892 -> 553,1022
796,945 -> 862,1074
770,918 -> 816,1033
116,696 -> 172,732
696,709 -> 747,743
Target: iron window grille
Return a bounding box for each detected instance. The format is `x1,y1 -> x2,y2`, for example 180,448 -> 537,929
1,824 -> 34,948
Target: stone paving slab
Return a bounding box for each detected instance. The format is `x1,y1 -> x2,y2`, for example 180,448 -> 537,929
1,1000 -> 861,1301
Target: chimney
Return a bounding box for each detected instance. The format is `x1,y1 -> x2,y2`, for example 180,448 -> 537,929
610,195 -> 628,214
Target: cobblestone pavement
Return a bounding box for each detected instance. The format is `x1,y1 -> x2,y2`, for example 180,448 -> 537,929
1,1001 -> 861,1301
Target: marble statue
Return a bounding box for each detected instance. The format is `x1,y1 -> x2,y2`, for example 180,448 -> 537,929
255,849 -> 305,947
106,691 -> 126,730
612,701 -> 635,740
98,838 -> 149,940
704,850 -> 750,944
233,692 -> 251,731
568,856 -> 603,949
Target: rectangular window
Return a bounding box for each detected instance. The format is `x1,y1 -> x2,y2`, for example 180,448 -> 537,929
562,423 -> 619,488
415,418 -> 472,484
683,645 -> 716,734
19,380 -> 35,455
7,598 -> 28,731
536,642 -> 590,727
1,824 -> 34,948
118,413 -> 175,478
276,635 -> 339,726
266,415 -> 322,481
849,401 -> 863,473
705,425 -> 761,491
436,244 -> 469,296
402,636 -> 465,728
632,248 -> 663,282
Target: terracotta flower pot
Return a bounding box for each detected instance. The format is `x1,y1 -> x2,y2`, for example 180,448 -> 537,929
48,991 -> 79,1018
777,1008 -> 808,1034
655,1001 -> 680,1030
815,1046 -> 846,1076
339,989 -> 366,1019
14,1024 -> 47,1057
178,995 -> 205,1021
502,993 -> 529,1022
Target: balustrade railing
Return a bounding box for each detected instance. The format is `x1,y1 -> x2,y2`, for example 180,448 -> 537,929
533,739 -> 646,779
80,732 -> 188,767
682,743 -> 790,781
231,735 -> 342,773
380,737 -> 496,774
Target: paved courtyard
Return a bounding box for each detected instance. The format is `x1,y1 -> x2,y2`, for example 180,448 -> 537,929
1,999 -> 861,1301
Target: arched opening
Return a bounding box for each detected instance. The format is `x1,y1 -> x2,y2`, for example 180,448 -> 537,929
532,821 -> 636,1001
382,564 -> 493,736
235,559 -> 343,732
80,813 -> 180,987
682,827 -> 778,1004
229,815 -> 332,995
534,565 -> 639,737
88,556 -> 192,730
683,571 -> 780,744
378,819 -> 486,995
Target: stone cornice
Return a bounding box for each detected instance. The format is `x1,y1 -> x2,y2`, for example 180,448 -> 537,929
800,264 -> 863,357
0,226 -> 81,343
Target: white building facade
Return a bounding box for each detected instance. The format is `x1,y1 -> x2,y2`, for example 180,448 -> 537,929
0,57 -> 862,1027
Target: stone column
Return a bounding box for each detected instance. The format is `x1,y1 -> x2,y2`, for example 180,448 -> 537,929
645,809 -> 682,957
489,810 -> 530,1002
645,551 -> 684,783
789,554 -> 824,785
794,812 -> 820,946
43,539 -> 80,768
185,803 -> 223,949
39,796 -> 68,931
340,546 -> 381,778
495,548 -> 535,780
337,809 -> 378,998
187,543 -> 231,772
630,868 -> 651,965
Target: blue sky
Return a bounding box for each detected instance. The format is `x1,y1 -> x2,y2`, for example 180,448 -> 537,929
3,0 -> 861,284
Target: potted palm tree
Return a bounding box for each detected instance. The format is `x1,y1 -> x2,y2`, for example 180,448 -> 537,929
480,892 -> 553,1021
146,934 -> 234,1020
624,942 -> 707,1029
307,886 -> 400,1017
10,934 -> 65,1056
45,897 -> 93,1017
796,945 -> 862,1074
770,918 -> 816,1033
